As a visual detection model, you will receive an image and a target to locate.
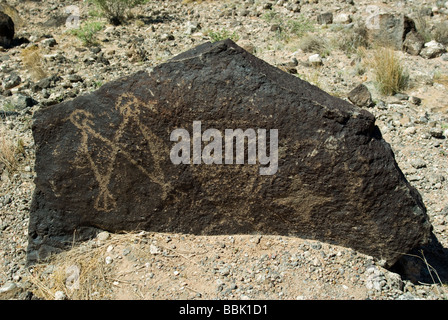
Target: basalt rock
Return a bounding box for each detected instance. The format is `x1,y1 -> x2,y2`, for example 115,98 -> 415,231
27,39 -> 432,267
0,11 -> 14,48
365,13 -> 416,50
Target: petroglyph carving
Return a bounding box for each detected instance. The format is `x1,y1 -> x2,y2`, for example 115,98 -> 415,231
69,93 -> 169,212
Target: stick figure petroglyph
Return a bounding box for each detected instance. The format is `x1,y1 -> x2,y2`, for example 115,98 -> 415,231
69,93 -> 169,212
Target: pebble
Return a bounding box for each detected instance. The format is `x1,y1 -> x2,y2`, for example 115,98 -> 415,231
429,127 -> 444,139
308,54 -> 323,66
0,282 -> 16,293
97,231 -> 110,242
54,291 -> 66,300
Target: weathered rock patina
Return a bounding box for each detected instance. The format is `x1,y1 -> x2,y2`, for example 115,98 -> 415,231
27,39 -> 432,267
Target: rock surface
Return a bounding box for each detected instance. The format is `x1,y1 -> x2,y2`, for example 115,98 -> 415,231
28,39 -> 432,268
365,13 -> 416,50
0,11 -> 14,47
348,83 -> 373,108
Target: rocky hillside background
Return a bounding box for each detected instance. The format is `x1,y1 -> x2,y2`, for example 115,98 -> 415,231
1,0 -> 448,300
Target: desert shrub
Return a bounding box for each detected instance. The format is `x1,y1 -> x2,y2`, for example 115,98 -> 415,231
21,45 -> 47,81
208,29 -> 240,42
0,124 -> 24,174
336,26 -> 369,55
70,21 -> 105,46
89,0 -> 148,25
287,16 -> 315,38
367,47 -> 409,95
262,11 -> 314,42
298,34 -> 330,57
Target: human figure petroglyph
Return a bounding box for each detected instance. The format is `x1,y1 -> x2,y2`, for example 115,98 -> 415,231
69,93 -> 169,212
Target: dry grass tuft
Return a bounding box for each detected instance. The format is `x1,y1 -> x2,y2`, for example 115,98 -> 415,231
21,45 -> 47,81
25,232 -> 143,300
0,123 -> 24,174
366,47 -> 409,96
298,34 -> 330,57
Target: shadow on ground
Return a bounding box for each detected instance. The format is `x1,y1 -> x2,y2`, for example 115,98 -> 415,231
391,233 -> 448,285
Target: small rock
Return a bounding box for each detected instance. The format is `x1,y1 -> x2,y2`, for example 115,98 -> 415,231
394,93 -> 409,100
404,127 -> 416,135
403,31 -> 425,56
0,282 -> 16,293
12,94 -> 38,110
67,74 -> 82,83
429,127 -> 444,139
333,13 -> 352,24
54,290 -> 66,300
160,33 -> 175,41
348,84 -> 373,108
2,74 -> 21,90
317,12 -> 333,25
122,247 -> 131,256
420,40 -> 446,59
41,37 -> 57,48
409,96 -> 421,105
185,21 -> 201,35
105,256 -> 113,264
263,3 -> 273,10
385,272 -> 404,291
90,46 -> 102,54
410,159 -> 426,169
308,53 -> 323,66
219,267 -> 230,276
97,231 -> 110,241
150,244 -> 161,255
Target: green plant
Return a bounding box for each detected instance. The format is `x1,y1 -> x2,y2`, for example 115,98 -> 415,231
287,16 -> 315,38
262,10 -> 278,23
263,11 -> 314,43
335,26 -> 369,55
208,29 -> 240,42
93,80 -> 103,89
367,47 -> 409,96
1,102 -> 15,112
70,21 -> 105,46
89,0 -> 148,25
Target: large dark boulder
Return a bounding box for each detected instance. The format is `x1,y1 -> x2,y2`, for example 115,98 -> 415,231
0,11 -> 14,48
27,40 -> 432,267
